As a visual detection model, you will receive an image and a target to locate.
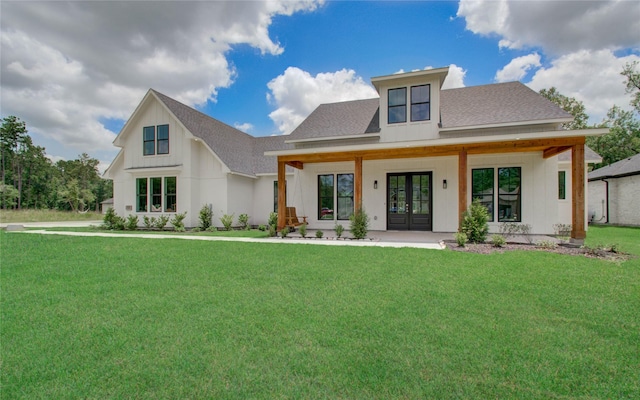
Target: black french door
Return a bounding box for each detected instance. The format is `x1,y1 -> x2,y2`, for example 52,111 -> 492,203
387,172 -> 432,231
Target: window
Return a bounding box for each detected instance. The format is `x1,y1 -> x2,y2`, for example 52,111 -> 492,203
471,167 -> 521,222
318,175 -> 334,220
165,177 -> 177,212
498,167 -> 521,222
136,178 -> 148,212
472,168 -> 494,222
143,126 -> 155,156
273,180 -> 286,213
337,173 -> 354,220
388,88 -> 407,124
558,171 -> 566,200
143,124 -> 169,156
411,84 -> 430,121
135,177 -> 177,212
157,124 -> 169,154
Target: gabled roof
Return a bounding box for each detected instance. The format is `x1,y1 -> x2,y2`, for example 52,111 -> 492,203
152,90 -> 257,176
558,146 -> 602,164
440,82 -> 573,129
288,98 -> 380,140
588,153 -> 640,181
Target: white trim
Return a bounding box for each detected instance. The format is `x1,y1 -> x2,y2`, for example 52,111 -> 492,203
285,133 -> 381,144
439,118 -> 573,132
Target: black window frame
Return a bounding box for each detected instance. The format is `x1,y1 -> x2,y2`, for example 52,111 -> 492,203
472,168 -> 495,222
336,173 -> 354,220
165,176 -> 177,212
318,174 -> 335,220
558,170 -> 566,200
157,124 -> 169,155
410,84 -> 430,122
498,167 -> 521,222
136,178 -> 148,212
143,126 -> 155,156
388,87 -> 407,124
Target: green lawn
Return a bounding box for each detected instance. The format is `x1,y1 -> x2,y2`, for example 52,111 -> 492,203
1,226 -> 638,398
0,209 -> 102,223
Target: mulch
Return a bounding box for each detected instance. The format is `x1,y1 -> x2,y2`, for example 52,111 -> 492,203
444,241 -> 632,261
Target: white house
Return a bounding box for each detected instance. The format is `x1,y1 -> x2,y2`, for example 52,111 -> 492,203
104,67 -> 607,239
588,153 -> 640,226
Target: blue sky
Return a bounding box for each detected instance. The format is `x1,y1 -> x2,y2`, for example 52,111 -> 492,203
1,1 -> 639,171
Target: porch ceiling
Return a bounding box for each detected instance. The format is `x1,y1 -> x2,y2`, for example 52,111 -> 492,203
279,136 -> 586,167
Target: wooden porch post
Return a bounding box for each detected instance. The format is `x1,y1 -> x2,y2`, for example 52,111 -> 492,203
571,142 -> 586,240
354,156 -> 363,210
458,149 -> 467,231
277,159 -> 286,231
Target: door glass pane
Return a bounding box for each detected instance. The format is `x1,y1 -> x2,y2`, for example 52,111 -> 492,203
412,175 -> 429,214
388,176 -> 399,214
397,176 -> 406,214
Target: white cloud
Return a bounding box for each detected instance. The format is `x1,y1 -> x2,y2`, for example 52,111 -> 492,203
234,122 -> 254,133
458,0 -> 640,54
526,50 -> 640,123
267,67 -> 378,134
0,0 -> 322,160
442,64 -> 467,89
495,53 -> 541,82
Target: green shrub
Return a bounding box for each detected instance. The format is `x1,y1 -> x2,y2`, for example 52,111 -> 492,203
190,227 -> 201,233
220,213 -> 234,231
349,207 -> 369,239
170,212 -> 187,232
124,214 -> 139,231
315,230 -> 323,238
102,208 -> 125,230
461,199 -> 489,243
537,240 -> 558,249
198,204 -> 213,230
268,212 -> 278,228
258,224 -> 266,231
143,215 -> 156,229
454,232 -> 468,247
334,223 -> 344,238
299,223 -> 307,238
268,225 -> 277,237
238,213 -> 250,230
280,227 -> 290,238
491,234 -> 506,248
206,226 -> 217,232
154,215 -> 170,230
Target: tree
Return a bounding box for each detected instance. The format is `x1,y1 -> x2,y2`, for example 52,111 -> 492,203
0,184 -> 19,209
588,105 -> 640,168
57,178 -> 95,212
621,61 -> 640,113
539,87 -> 590,130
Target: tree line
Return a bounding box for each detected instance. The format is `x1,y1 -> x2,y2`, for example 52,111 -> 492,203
0,116 -> 112,211
540,61 -> 640,168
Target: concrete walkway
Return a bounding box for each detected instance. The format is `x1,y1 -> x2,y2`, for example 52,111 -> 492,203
3,221 -> 447,250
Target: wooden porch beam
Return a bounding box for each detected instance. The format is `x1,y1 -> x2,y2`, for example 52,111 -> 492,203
354,156 -> 362,210
286,161 -> 304,169
571,143 -> 586,240
458,149 -> 467,231
543,146 -> 572,159
277,159 -> 286,231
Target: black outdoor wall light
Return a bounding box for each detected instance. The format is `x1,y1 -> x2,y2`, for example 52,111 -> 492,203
443,179 -> 447,189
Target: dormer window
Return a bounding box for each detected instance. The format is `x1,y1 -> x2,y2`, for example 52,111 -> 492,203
388,88 -> 407,124
411,84 -> 430,121
143,124 -> 169,156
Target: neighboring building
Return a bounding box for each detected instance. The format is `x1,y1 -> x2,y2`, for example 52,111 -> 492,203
588,153 -> 640,226
104,67 -> 607,239
100,198 -> 114,214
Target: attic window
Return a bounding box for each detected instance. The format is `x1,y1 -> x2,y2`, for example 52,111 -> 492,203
411,84 -> 430,121
157,124 -> 169,154
388,88 -> 407,124
143,124 -> 169,156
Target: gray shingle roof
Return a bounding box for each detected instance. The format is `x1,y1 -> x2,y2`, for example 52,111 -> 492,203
253,135 -> 293,174
153,90 -> 256,176
558,146 -> 602,163
440,82 -> 573,129
288,98 -> 380,140
588,152 -> 640,180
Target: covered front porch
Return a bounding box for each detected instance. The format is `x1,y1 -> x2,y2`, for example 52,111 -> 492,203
272,132 -> 599,241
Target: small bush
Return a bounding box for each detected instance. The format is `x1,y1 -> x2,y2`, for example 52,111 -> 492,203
102,208 -> 125,230
258,224 -> 266,231
206,226 -> 217,232
268,212 -> 278,228
537,240 -> 558,249
170,211 -> 187,232
491,234 -> 506,248
334,223 -> 344,238
299,223 -> 307,238
125,214 -> 139,231
238,213 -> 250,230
155,215 -> 170,230
519,224 -> 533,244
280,227 -> 290,238
315,230 -> 323,238
349,207 -> 369,239
191,227 -> 201,233
143,215 -> 156,229
220,213 -> 234,231
199,204 -> 213,230
454,232 -> 468,247
268,225 -> 277,237
461,199 -> 489,243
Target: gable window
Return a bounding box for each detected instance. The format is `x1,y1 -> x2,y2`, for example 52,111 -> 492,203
472,168 -> 494,222
411,84 -> 430,121
471,167 -> 521,222
135,176 -> 177,212
143,124 -> 169,156
388,87 -> 407,124
157,124 -> 169,154
558,171 -> 566,200
143,126 -> 155,156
